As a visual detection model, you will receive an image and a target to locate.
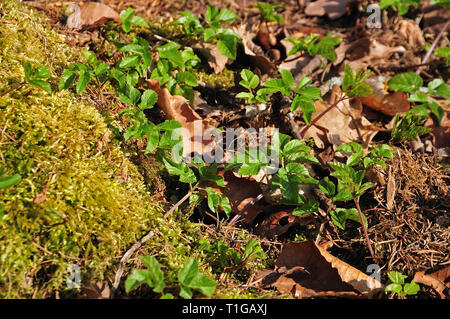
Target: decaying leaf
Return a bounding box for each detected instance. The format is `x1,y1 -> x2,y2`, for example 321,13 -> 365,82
235,25 -> 276,75
304,0 -> 351,20
209,171 -> 264,224
254,210 -> 316,237
397,19 -> 425,49
413,267 -> 450,298
66,2 -> 120,30
302,85 -> 379,150
360,92 -> 410,116
146,80 -> 217,158
193,42 -> 229,74
257,241 -> 384,298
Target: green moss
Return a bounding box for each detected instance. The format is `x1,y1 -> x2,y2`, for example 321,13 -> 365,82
196,66 -> 235,88
0,0 -> 267,299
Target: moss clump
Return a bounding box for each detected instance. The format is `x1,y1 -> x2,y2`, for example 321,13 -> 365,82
0,0 -> 162,297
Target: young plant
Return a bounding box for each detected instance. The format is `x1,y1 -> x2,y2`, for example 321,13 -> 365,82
176,6 -> 241,59
256,2 -> 285,25
120,8 -> 150,33
0,168 -> 21,222
261,68 -> 322,124
325,142 -> 394,258
1,61 -> 52,96
379,0 -> 420,15
385,271 -> 420,297
387,72 -> 447,141
125,256 -> 217,299
286,33 -> 341,63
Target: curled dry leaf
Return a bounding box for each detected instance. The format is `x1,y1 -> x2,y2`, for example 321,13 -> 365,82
254,210 -> 316,238
397,19 -> 425,49
193,42 -> 229,74
360,92 -> 410,117
303,85 -> 379,150
235,25 -> 276,75
257,241 -> 383,298
146,80 -> 217,158
207,171 -> 264,224
304,0 -> 351,20
66,2 -> 120,30
413,266 -> 450,298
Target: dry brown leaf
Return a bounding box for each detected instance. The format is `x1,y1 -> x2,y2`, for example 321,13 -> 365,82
193,42 -> 229,74
397,19 -> 425,48
360,92 -> 410,116
258,241 -> 383,298
66,2 -> 120,30
303,85 -> 379,150
146,80 -> 217,158
414,267 -> 450,298
304,0 -> 351,20
425,111 -> 450,149
235,25 -> 276,75
254,210 -> 315,237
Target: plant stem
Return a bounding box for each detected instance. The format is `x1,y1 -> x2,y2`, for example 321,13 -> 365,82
164,183 -> 198,218
416,20 -> 449,75
354,197 -> 376,259
299,95 -> 349,138
0,82 -> 24,97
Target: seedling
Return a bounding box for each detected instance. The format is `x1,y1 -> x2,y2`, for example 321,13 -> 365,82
286,33 -> 341,63
385,271 -> 420,297
125,256 -> 217,299
387,72 -> 447,140
379,0 -> 420,15
2,61 -> 52,96
120,8 -> 150,33
256,2 -> 285,27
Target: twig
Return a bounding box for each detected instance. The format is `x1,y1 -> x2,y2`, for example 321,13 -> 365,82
110,231 -> 156,298
0,83 -> 24,97
354,197 -> 376,260
164,188 -> 195,218
228,193 -> 264,226
299,95 -> 349,138
416,20 -> 449,75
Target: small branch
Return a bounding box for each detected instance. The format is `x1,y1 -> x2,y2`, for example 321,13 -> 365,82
416,20 -> 449,75
228,193 -> 264,226
354,197 -> 376,260
300,95 -> 349,138
110,231 -> 156,298
0,82 -> 24,97
164,188 -> 195,218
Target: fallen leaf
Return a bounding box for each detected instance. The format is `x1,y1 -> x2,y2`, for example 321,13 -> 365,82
193,42 -> 229,74
254,210 -> 316,237
235,25 -> 276,75
303,85 -> 379,150
360,92 -> 410,116
305,0 -> 351,20
258,241 -> 383,298
413,267 -> 450,298
146,80 -> 217,158
66,2 -> 120,30
425,111 -> 450,149
209,171 -> 264,224
397,19 -> 425,48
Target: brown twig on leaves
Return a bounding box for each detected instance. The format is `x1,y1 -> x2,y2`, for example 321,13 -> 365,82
416,20 -> 449,75
228,193 -> 264,226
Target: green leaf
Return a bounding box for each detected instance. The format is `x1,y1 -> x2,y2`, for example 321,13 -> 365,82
188,273 -> 217,297
217,8 -> 238,22
319,177 -> 335,197
369,144 -> 394,159
0,174 -> 21,189
237,163 -> 261,175
130,15 -> 149,28
22,61 -> 32,80
34,66 -> 51,79
120,8 -> 135,32
110,68 -> 126,89
125,269 -> 148,293
139,89 -> 158,109
204,28 -> 217,42
385,283 -> 403,294
388,271 -> 407,285
139,256 -> 165,293
157,120 -> 182,130
176,71 -> 197,87
119,54 -> 141,69
308,35 -> 341,62
428,79 -> 450,100
143,124 -> 159,154
160,293 -> 174,299
330,208 -> 366,230
75,70 -> 90,94
178,258 -> 217,298
29,79 -> 51,94
388,72 -> 423,93
333,190 -> 353,202
435,47 -> 450,66
0,204 -> 3,222
205,6 -> 219,25
282,139 -> 310,155
217,35 -> 237,60
404,281 -> 420,295
162,156 -> 197,184
58,69 -> 77,90
336,142 -> 364,166
291,95 -> 315,124
279,69 -> 294,92
81,50 -> 98,66
292,199 -> 319,216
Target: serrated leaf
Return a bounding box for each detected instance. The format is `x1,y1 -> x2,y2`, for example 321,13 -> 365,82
217,35 -> 237,60
125,269 -> 148,293
139,256 -> 165,293
119,54 -> 141,69
130,15 -> 149,28
139,89 -> 158,109
319,177 -> 335,197
388,72 -> 423,93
